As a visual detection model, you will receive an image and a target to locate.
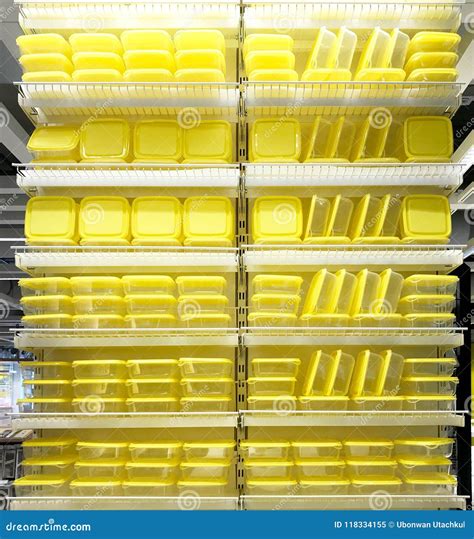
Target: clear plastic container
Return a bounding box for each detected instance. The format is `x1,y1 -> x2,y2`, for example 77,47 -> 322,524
14,475 -> 70,497
244,460 -> 293,481
74,459 -> 126,479
402,275 -> 458,296
350,269 -> 381,315
79,196 -> 131,245
19,53 -> 73,74
295,458 -> 346,479
303,117 -> 344,161
79,119 -> 130,162
127,359 -> 178,378
252,275 -> 303,295
302,350 -> 335,397
176,276 -> 226,296
243,34 -> 293,57
240,440 -> 291,460
404,314 -> 455,328
17,398 -> 72,413
70,276 -> 123,296
298,396 -> 349,411
250,120 -> 301,163
246,50 -> 295,75
291,440 -> 342,459
129,441 -> 182,462
125,314 -> 177,329
126,397 -> 179,413
351,116 -> 392,162
180,396 -> 232,412
252,196 -> 303,242
326,350 -> 355,396
181,377 -> 234,396
247,376 -> 295,396
131,197 -> 182,244
246,479 -> 298,495
124,294 -> 177,314
349,195 -> 384,239
22,314 -> 73,329
27,126 -> 79,161
126,460 -> 179,481
180,313 -> 231,328
250,358 -> 300,377
122,479 -> 175,496
305,27 -> 338,71
403,395 -> 455,411
300,478 -> 350,495
350,350 -> 385,397
22,438 -> 77,459
182,122 -> 232,163
302,270 -> 338,315
69,478 -> 122,497
387,29 -> 410,69
177,294 -> 228,314
303,195 -> 331,240
72,360 -> 126,379
403,358 -> 457,377
180,461 -> 232,481
374,269 -> 404,314
72,378 -> 126,398
21,295 -> 73,316
402,473 -> 457,494
178,358 -> 232,378
398,456 -> 452,477
20,361 -> 71,380
121,30 -> 174,52
350,396 -> 404,411
183,197 -> 234,245
332,270 -> 357,315
25,196 -> 78,245
401,376 -> 458,395
247,395 -> 297,411
251,294 -> 300,314
326,196 -> 354,239
17,33 -> 71,55
394,438 -> 454,458
398,295 -> 455,314
378,350 -> 404,395
351,475 -> 402,494
72,397 -> 125,414
356,27 -> 391,72
23,379 -> 71,399
122,275 -> 175,296
72,295 -> 125,315
20,277 -> 71,297
76,442 -> 129,461
343,439 -> 394,458
346,457 -> 397,477
126,378 -> 178,398
182,441 -> 235,462
380,195 -> 402,238
73,314 -> 125,329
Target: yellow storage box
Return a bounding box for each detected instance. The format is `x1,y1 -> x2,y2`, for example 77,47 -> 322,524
79,196 -> 131,245
252,196 -> 303,243
131,196 -> 182,245
403,116 -> 453,161
123,50 -> 175,71
69,33 -> 122,54
80,118 -> 130,162
17,33 -> 71,56
133,120 -> 182,162
123,69 -> 173,82
122,275 -> 176,295
70,276 -> 123,296
400,195 -> 451,243
27,125 -> 79,161
243,34 -> 293,57
176,276 -> 226,296
72,52 -> 124,72
250,119 -> 301,162
174,30 -> 225,54
182,120 -> 232,162
72,69 -> 122,82
21,295 -> 73,315
246,50 -> 295,74
183,196 -> 234,245
175,49 -> 225,74
25,196 -> 78,245
20,276 -> 71,297
121,30 -> 173,52
407,32 -> 461,55
19,53 -> 73,73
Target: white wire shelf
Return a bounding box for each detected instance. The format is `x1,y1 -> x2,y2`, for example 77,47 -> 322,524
15,245 -> 239,275
244,82 -> 463,118
16,0 -> 241,31
13,328 -> 240,349
241,495 -> 467,511
10,412 -> 239,429
243,163 -> 465,197
241,410 -> 466,427
243,244 -> 464,273
9,496 -> 239,511
242,327 -> 465,347
17,82 -> 240,124
16,163 -> 240,197
243,0 -> 464,30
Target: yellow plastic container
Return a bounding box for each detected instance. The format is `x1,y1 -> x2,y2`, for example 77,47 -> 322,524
295,458 -> 346,480
70,276 -> 123,296
408,32 -> 461,55
176,276 -> 227,296
252,196 -> 303,243
174,30 -> 226,54
302,350 -> 334,396
398,294 -> 455,314
404,313 -> 455,328
180,461 -> 232,481
252,275 -> 303,295
406,68 -> 457,82
387,29 -> 410,69
401,376 -> 459,395
350,475 -> 402,494
22,314 -> 73,329
250,358 -> 300,377
403,358 -> 457,377
350,350 -> 385,397
131,196 -> 181,245
129,441 -> 182,461
346,457 -> 397,477
182,121 -> 232,162
303,117 -> 345,162
178,357 -> 232,377
356,27 -> 391,73
126,460 -> 179,481
303,196 -> 331,240
127,359 -> 178,378
246,478 -> 297,495
183,196 -> 234,245
403,117 -> 453,161
178,478 -> 229,496
397,456 -> 452,477
126,378 -> 178,398
17,33 -> 71,56
122,479 -> 175,496
240,440 -> 291,460
300,478 -> 350,495
251,294 -> 300,315
125,294 -> 177,314
351,396 -> 404,411
20,361 -> 71,380
332,270 -> 358,314
403,274 -> 458,296
27,125 -> 79,161
74,316 -> 124,329
349,196 -> 384,239
121,30 -> 173,52
302,269 -> 338,315
181,376 -> 233,396
19,53 -> 73,73
69,478 -> 122,496
20,277 -> 72,297
326,350 -> 355,396
180,396 -> 232,412
80,119 -> 130,162
23,379 -> 71,399
22,71 -> 72,82
373,268 -> 403,314
405,52 -> 458,74
25,197 -> 78,246
14,475 -> 70,497
175,49 -> 225,75
351,116 -> 391,162
250,119 -> 301,162
400,195 -> 451,242
343,439 -> 394,458
72,378 -> 126,398
182,440 -> 235,461
403,395 -> 455,411
394,438 -> 454,458
22,438 -> 77,459
72,69 -> 123,82
248,69 -> 298,81
21,295 -> 73,316
122,275 -> 175,295
17,398 -> 71,413
72,52 -> 124,72
378,350 -> 404,395
246,395 -> 297,411
69,33 -> 122,54
133,121 -> 182,162
403,472 -> 457,494
123,69 -> 173,82
72,360 -> 126,379
244,460 -> 293,481
123,50 -> 175,71
325,197 -> 354,242
79,196 -> 131,245
177,294 -> 228,314
350,269 -> 381,314
125,314 -> 177,328
72,295 -> 126,315
76,441 -> 129,460
175,68 -> 225,82
243,34 -> 293,57
247,50 -> 296,75
248,312 -> 297,327
75,459 -> 126,479
247,376 -> 296,396
292,440 -> 342,460
126,397 -> 179,412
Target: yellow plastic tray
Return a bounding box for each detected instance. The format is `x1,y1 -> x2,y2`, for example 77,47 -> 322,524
79,196 -> 131,245
80,118 -> 130,161
121,30 -> 173,52
175,50 -> 225,74
19,53 -> 73,73
407,31 -> 461,55
183,196 -> 234,242
69,33 -> 122,54
27,126 -> 79,160
123,50 -> 175,71
72,52 -> 124,72
403,116 -> 453,160
123,69 -> 173,82
25,196 -> 78,245
174,30 -> 226,54
17,33 -> 71,56
250,119 -> 301,162
243,34 -> 293,57
252,196 -> 303,242
182,120 -> 232,162
400,195 -> 451,240
131,196 -> 182,244
175,69 -> 225,82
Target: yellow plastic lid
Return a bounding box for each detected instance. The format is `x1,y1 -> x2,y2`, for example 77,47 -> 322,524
20,361 -> 70,368
126,460 -> 179,469
17,398 -> 71,404
397,456 -> 451,466
402,375 -> 458,383
25,197 -> 77,242
292,440 -> 342,448
403,473 -> 456,485
123,275 -> 175,289
72,378 -> 125,385
404,313 -> 455,322
407,32 -> 460,55
244,460 -> 293,467
180,396 -> 232,404
351,475 -> 402,486
180,460 -> 232,468
126,397 -> 178,404
70,478 -> 122,487
241,440 -> 290,448
346,457 -> 397,465
129,441 -> 182,449
404,118 -> 453,159
69,33 -> 123,54
344,439 -> 394,448
183,441 -> 235,449
294,458 -> 345,466
19,276 -> 71,292
22,455 -> 76,466
23,379 -> 71,386
123,479 -> 175,487
300,478 -> 350,486
17,33 -> 72,56
183,196 -> 233,238
247,479 -> 297,487
404,274 -> 458,286
14,475 -> 67,486
72,52 -> 124,72
80,120 -> 130,160
75,459 -> 127,467
19,53 -> 74,74
28,126 -> 79,153
178,479 -> 228,487
76,441 -> 128,449
23,438 -> 76,448
72,360 -> 126,367
394,438 -> 453,447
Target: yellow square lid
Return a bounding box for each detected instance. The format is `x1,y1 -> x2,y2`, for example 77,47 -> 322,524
404,117 -> 453,158
252,196 -> 302,238
402,195 -> 451,237
80,119 -> 130,159
134,121 -> 182,160
79,196 -> 130,238
132,197 -> 182,238
251,119 -> 301,160
183,196 -> 233,238
28,126 -> 79,152
15,475 -> 67,486
25,197 -> 77,239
